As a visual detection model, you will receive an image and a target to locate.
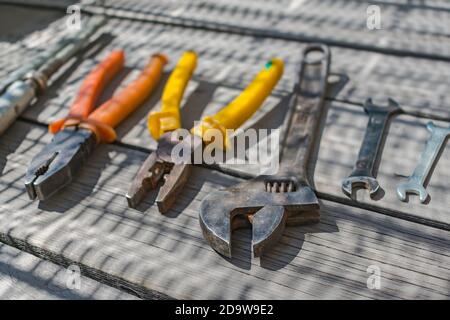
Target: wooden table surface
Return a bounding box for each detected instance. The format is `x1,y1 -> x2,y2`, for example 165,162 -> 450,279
0,0 -> 449,299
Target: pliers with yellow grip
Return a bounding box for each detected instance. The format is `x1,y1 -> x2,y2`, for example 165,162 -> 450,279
25,50 -> 168,201
126,51 -> 284,213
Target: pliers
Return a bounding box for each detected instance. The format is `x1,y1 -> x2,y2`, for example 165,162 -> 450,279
25,50 -> 168,200
126,51 -> 284,213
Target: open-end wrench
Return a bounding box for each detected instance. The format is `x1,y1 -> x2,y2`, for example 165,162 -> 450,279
397,122 -> 450,203
341,98 -> 402,200
199,44 -> 330,258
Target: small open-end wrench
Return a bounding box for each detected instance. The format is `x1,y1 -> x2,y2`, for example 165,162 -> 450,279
342,98 -> 402,200
199,44 -> 330,258
397,122 -> 450,203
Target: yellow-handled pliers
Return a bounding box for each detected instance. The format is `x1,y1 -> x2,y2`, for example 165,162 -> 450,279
126,51 -> 284,213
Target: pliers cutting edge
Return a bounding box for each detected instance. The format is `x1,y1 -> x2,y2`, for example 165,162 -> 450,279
25,50 -> 168,200
126,51 -> 284,213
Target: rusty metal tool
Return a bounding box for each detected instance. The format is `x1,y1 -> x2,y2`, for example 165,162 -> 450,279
397,122 -> 450,203
126,51 -> 284,213
24,50 -> 167,200
199,44 -> 331,258
0,16 -> 105,136
341,98 -> 402,200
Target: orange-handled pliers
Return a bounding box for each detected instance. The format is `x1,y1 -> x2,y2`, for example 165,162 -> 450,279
25,50 -> 168,201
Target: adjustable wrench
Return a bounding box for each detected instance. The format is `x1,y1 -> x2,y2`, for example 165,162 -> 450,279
199,44 -> 330,258
342,98 -> 402,200
397,122 -> 450,203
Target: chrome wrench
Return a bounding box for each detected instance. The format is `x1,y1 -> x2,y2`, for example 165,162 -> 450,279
342,98 -> 402,200
397,122 -> 450,203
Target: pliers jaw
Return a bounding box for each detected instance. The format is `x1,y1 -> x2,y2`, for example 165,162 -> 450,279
24,127 -> 97,201
125,151 -> 170,209
126,130 -> 202,213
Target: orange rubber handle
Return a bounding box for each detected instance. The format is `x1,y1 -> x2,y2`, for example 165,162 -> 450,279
87,53 -> 168,142
49,50 -> 125,134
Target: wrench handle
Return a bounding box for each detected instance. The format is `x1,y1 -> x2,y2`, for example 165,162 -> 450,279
279,44 -> 330,182
351,111 -> 390,177
410,123 -> 450,185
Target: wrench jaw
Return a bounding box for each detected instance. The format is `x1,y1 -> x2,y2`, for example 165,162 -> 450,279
364,97 -> 401,114
396,182 -> 429,203
199,186 -> 320,258
200,197 -> 288,258
199,191 -> 235,257
341,176 -> 380,200
252,205 -> 287,258
426,121 -> 436,133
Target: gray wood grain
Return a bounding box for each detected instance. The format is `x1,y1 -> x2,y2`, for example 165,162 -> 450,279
1,2 -> 450,301
85,0 -> 450,61
11,14 -> 450,127
4,12 -> 448,229
0,121 -> 449,299
0,243 -> 137,299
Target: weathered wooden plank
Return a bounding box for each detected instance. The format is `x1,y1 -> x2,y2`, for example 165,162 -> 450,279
355,0 -> 450,10
13,14 -> 450,130
2,4 -> 450,119
2,7 -> 450,227
0,4 -> 64,80
0,4 -> 62,42
88,0 -> 450,60
0,121 -> 449,299
0,243 -> 137,299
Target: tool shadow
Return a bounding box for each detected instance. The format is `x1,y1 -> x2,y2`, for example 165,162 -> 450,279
220,198 -> 339,271
259,199 -> 339,271
0,126 -> 29,177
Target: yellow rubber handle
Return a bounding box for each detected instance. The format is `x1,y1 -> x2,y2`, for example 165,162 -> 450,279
191,58 -> 284,148
148,51 -> 197,140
